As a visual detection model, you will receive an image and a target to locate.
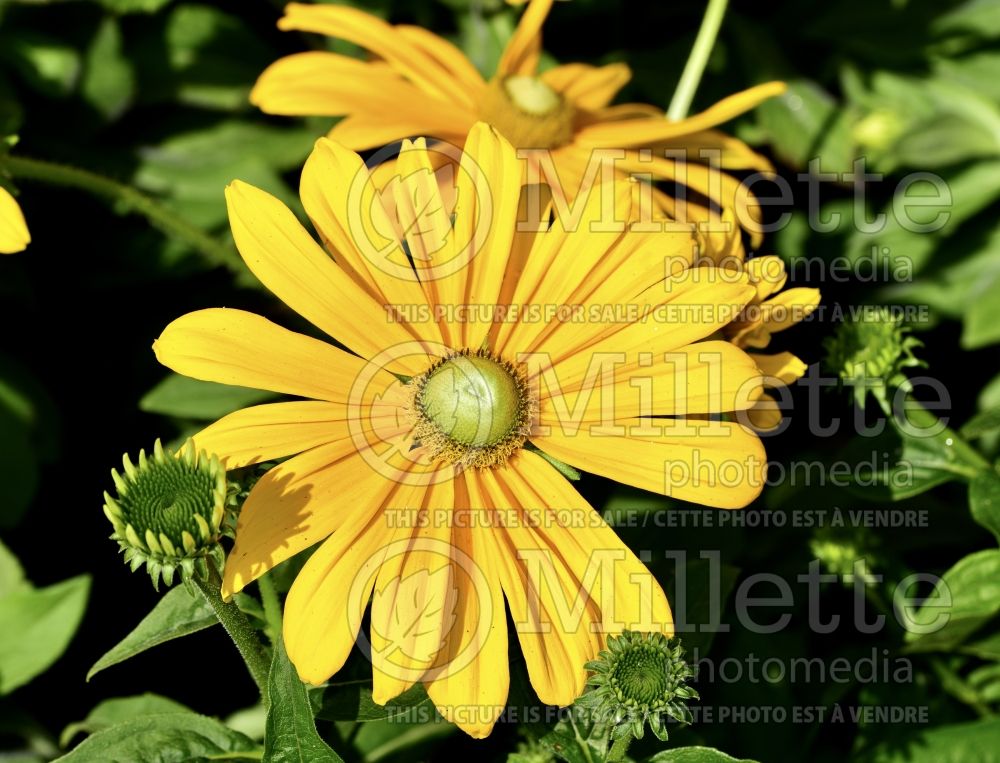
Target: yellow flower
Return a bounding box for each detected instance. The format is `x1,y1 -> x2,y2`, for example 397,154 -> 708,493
251,0 -> 784,244
0,186 -> 30,254
153,124 -> 767,737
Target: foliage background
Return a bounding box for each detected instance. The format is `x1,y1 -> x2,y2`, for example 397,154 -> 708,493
1,0 -> 1000,761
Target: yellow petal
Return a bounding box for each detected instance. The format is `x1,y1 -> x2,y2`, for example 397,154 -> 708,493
575,82 -> 788,147
746,392 -> 784,432
192,401 -> 355,469
752,351 -> 807,387
496,0 -> 553,76
283,506 -> 401,684
278,3 -> 475,106
154,308 -> 391,403
225,444 -> 395,598
396,25 -> 486,97
541,62 -> 632,110
0,187 -> 30,254
471,463 -> 597,706
510,451 -> 673,636
422,476 -> 509,738
532,419 -> 767,509
225,179 -> 435,376
652,128 -> 776,173
370,479 -> 455,703
537,341 -> 764,426
300,137 -> 443,345
328,114 -> 473,153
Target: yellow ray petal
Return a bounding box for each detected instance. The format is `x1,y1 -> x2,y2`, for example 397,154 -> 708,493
752,350 -> 807,387
251,52 -> 465,122
532,419 -> 767,509
496,0 -> 553,76
471,463 -> 598,706
328,114 -> 473,153
154,308 -> 393,403
423,478 -> 509,738
224,441 -> 425,602
652,128 -> 776,173
745,255 -> 788,303
529,269 -> 756,376
746,391 -> 784,432
541,62 -> 632,110
225,180 -> 436,376
191,401 -> 359,469
537,341 -> 764,427
300,137 -> 443,343
396,25 -> 487,97
452,123 -> 525,348
575,82 -> 787,147
510,451 -> 673,635
0,187 -> 30,254
370,479 -> 456,704
283,505 -> 402,685
278,3 -> 474,106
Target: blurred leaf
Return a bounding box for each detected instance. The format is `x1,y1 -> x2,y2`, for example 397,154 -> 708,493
60,694 -> 192,747
139,373 -> 276,420
968,662 -> 1000,703
349,716 -> 453,762
134,120 -> 314,229
88,586 -> 216,680
264,636 -> 344,763
0,31 -> 80,97
81,18 -> 135,121
312,681 -> 432,722
864,717 -> 1000,762
970,469 -> 1000,543
0,538 -> 27,597
157,4 -> 271,110
905,549 -> 1000,651
934,0 -> 1000,38
0,574 -> 90,694
54,713 -> 259,762
753,79 -> 854,173
962,408 -> 1000,440
664,556 -> 740,656
646,748 -> 758,763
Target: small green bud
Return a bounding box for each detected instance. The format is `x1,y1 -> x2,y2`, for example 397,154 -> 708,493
577,632 -> 697,743
103,439 -> 227,590
822,307 -> 925,408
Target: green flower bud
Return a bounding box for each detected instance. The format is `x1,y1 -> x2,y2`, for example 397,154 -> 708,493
577,632 -> 698,743
822,307 -> 924,408
103,439 -> 228,589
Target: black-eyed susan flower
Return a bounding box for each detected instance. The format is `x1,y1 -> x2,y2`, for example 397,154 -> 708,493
250,0 -> 784,243
0,185 -> 29,254
153,123 -> 767,738
103,439 -> 228,589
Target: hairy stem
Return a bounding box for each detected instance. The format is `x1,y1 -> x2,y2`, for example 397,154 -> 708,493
667,0 -> 730,121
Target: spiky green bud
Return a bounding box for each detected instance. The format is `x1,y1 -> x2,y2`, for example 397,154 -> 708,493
577,632 -> 697,744
823,307 -> 925,408
103,439 -> 227,590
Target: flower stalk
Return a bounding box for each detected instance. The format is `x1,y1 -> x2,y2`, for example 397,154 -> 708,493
0,153 -> 234,268
667,0 -> 730,121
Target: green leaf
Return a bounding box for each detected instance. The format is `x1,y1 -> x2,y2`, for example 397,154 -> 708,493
0,32 -> 80,98
139,373 -> 276,420
81,18 -> 134,121
970,469 -> 1000,543
0,407 -> 39,529
88,586 -> 216,680
646,748 -> 758,763
264,636 -> 344,763
0,574 -> 90,694
54,713 -> 259,762
865,717 -> 1000,762
0,537 -> 27,597
962,407 -> 1000,439
60,694 -> 192,747
905,549 -> 1000,651
312,681 -> 433,722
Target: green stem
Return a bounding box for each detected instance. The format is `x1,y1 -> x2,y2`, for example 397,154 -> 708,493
257,573 -> 283,647
667,0 -> 730,121
0,154 -> 234,267
194,563 -> 271,706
